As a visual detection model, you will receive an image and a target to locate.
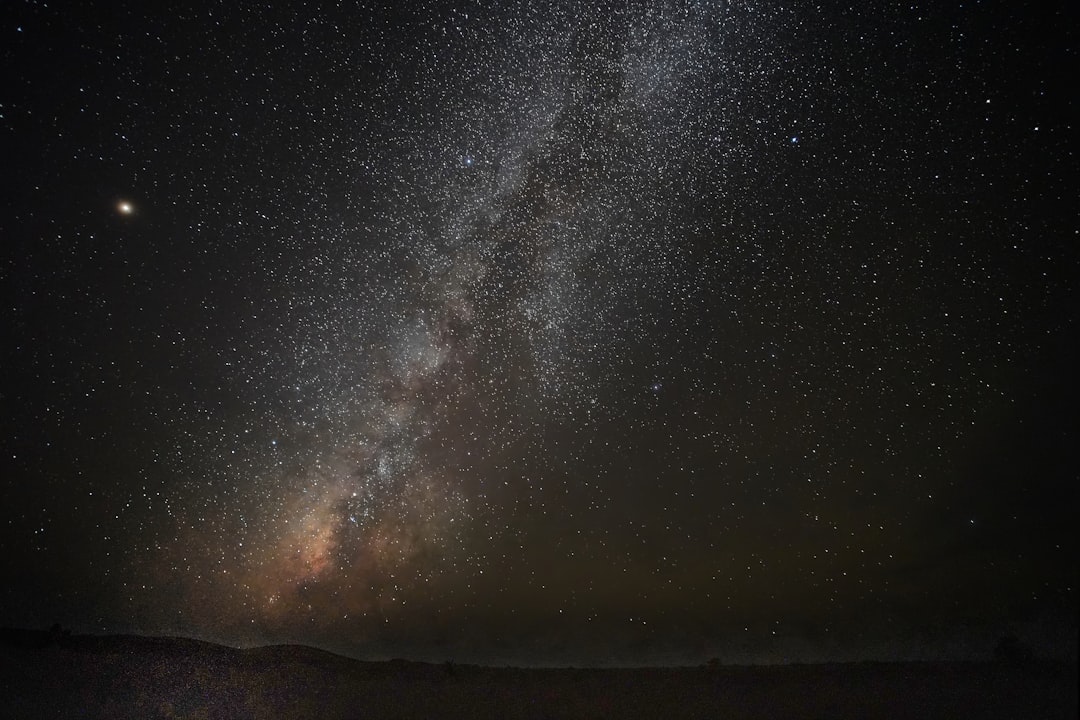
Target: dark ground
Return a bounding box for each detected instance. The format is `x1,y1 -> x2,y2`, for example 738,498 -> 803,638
1,630 -> 1075,719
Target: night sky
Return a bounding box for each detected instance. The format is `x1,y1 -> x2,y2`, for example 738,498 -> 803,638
2,1 -> 1076,666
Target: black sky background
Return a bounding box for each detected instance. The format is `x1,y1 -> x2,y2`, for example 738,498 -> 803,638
2,1 -> 1076,665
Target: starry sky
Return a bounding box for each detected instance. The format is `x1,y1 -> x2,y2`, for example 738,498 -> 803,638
2,1 -> 1076,666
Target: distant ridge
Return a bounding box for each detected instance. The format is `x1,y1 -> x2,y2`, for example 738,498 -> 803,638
1,628 -> 1075,719
2,626 -> 231,656
0,627 -> 441,670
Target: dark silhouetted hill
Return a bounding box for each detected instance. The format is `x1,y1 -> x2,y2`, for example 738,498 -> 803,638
1,629 -> 1076,719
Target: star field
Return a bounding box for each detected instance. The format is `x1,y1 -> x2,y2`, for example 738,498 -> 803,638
2,1 -> 1076,665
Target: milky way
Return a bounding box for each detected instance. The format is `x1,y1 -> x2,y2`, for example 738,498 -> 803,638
3,1 -> 1075,664
162,0 -> 760,636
